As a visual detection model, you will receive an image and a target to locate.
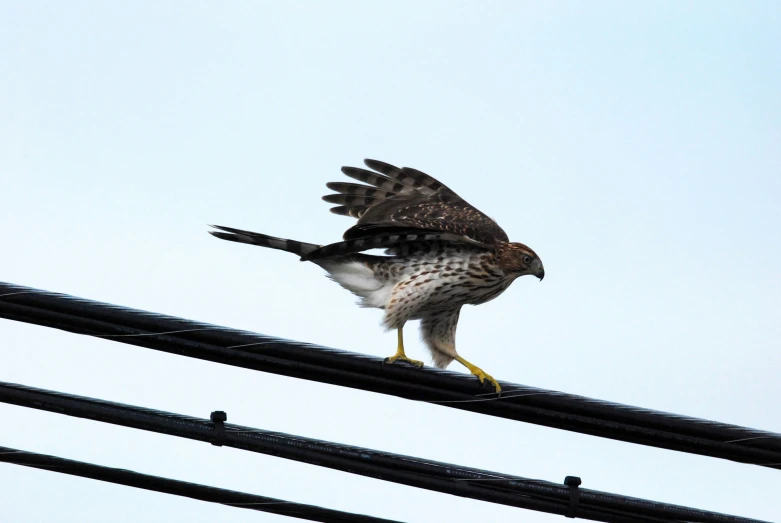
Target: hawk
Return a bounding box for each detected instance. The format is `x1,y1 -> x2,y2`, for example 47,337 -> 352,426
210,160 -> 544,392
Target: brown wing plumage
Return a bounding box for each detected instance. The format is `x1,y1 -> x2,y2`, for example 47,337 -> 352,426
305,159 -> 508,260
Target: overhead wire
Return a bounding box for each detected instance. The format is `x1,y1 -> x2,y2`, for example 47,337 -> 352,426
0,380 -> 770,523
0,445 -> 403,523
1,281 -> 780,470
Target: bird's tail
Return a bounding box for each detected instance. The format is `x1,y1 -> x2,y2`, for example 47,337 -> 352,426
208,225 -> 319,258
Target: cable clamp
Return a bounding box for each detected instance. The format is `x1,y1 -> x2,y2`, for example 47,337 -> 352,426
210,411 -> 227,446
564,475 -> 581,518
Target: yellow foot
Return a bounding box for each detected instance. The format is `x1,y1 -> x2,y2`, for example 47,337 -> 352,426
384,326 -> 424,367
455,356 -> 501,393
470,366 -> 501,394
384,353 -> 424,368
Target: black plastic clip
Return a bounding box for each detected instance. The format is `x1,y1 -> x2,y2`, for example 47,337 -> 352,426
210,411 -> 227,446
564,475 -> 581,518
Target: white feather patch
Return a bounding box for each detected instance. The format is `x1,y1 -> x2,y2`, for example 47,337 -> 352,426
315,259 -> 392,308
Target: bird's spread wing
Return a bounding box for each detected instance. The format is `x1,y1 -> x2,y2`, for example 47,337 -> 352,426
306,159 -> 508,260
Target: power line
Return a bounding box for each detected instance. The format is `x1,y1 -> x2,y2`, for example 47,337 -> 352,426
1,281 -> 779,470
0,380 -> 769,523
0,444 -> 403,523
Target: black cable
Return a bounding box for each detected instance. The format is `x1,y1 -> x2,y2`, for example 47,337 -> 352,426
0,445 -> 403,523
1,281 -> 779,470
0,380 -> 768,523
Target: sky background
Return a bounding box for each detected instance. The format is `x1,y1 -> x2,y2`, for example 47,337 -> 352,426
1,1 -> 780,522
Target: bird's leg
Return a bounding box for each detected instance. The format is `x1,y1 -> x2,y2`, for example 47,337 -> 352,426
384,327 -> 424,367
454,356 -> 501,393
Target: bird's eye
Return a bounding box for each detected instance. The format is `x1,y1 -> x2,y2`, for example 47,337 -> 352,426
523,256 -> 532,264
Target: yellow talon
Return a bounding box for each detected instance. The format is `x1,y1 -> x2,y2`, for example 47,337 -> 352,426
385,353 -> 425,367
455,356 -> 501,393
384,327 -> 424,368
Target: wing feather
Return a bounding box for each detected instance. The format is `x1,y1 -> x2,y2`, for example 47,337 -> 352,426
302,231 -> 491,261
340,167 -> 411,194
321,159 -> 509,254
322,194 -> 386,206
325,182 -> 397,199
328,205 -> 369,218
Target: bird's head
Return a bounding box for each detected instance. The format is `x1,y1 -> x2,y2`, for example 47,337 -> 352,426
496,242 -> 545,280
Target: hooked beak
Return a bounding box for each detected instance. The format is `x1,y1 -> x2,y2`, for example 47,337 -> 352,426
536,268 -> 545,281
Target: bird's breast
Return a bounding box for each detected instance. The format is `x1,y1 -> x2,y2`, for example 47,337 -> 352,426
390,248 -> 515,311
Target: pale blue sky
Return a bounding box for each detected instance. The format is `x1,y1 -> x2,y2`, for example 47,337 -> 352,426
1,2 -> 780,522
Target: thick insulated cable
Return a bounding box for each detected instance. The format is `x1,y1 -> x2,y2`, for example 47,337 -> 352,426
0,381 -> 770,523
0,445 -> 403,523
1,281 -> 779,470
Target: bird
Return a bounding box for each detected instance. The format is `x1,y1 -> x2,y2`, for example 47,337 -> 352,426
209,159 -> 544,392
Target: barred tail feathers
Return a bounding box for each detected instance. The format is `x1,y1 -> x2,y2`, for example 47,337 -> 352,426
208,225 -> 319,258
209,224 -> 391,307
